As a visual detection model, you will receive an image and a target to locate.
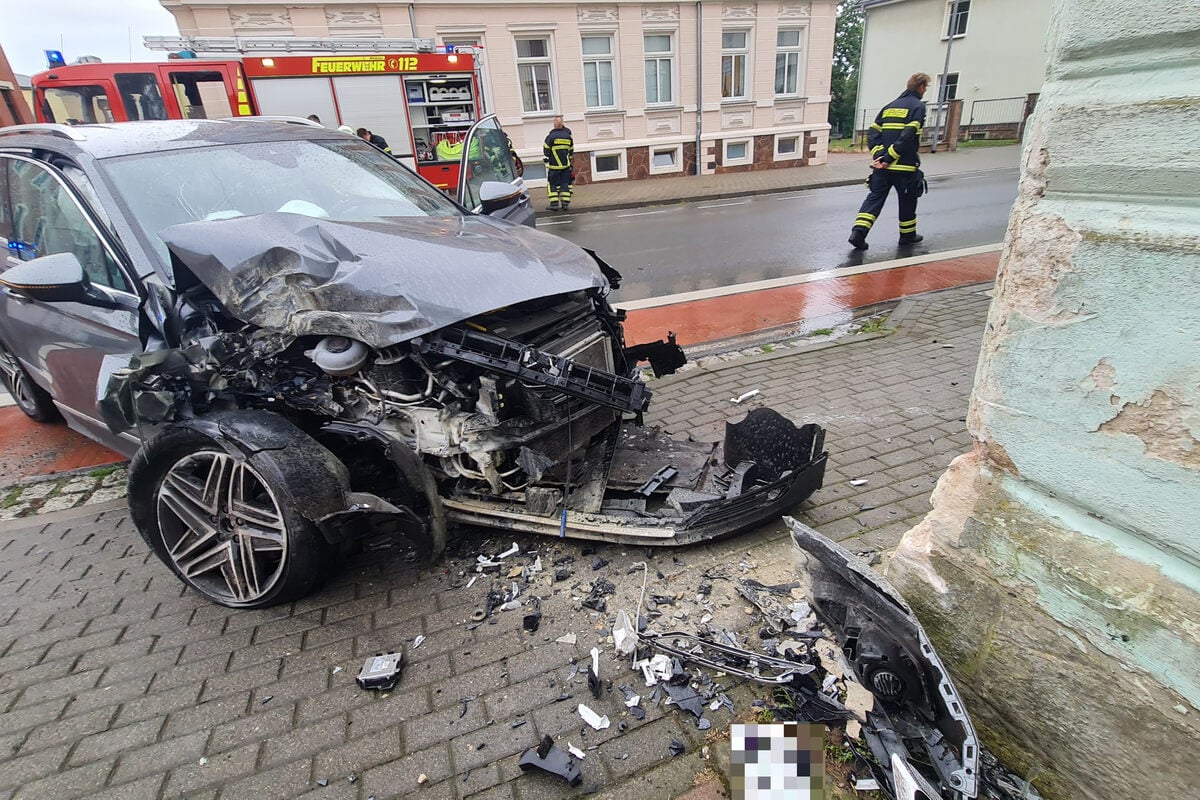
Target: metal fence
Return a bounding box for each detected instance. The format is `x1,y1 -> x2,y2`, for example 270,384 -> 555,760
855,96 -> 1031,146
963,96 -> 1027,140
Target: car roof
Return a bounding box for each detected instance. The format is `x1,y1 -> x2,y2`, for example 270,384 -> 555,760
0,119 -> 351,160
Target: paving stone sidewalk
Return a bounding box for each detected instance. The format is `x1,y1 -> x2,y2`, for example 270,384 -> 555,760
0,283 -> 990,800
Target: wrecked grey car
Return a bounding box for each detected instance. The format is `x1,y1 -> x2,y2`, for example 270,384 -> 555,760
0,120 -> 827,608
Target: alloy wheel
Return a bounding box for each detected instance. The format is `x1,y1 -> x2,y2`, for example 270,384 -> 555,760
0,347 -> 37,414
157,451 -> 289,605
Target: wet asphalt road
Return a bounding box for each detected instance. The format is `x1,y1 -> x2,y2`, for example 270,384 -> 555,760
538,167 -> 1019,303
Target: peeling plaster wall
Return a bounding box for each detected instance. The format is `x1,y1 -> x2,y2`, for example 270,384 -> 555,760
888,1 -> 1200,797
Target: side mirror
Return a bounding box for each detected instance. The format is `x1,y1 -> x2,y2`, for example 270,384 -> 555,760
0,252 -> 122,309
479,181 -> 522,216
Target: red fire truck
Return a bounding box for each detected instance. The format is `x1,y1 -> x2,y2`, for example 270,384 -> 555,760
30,40 -> 495,193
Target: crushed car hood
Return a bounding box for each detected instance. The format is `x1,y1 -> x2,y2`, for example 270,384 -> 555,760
161,213 -> 607,348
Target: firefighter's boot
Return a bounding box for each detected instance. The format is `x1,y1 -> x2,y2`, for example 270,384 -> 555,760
848,228 -> 869,251
898,233 -> 924,245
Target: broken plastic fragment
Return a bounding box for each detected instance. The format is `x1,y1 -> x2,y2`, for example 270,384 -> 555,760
625,695 -> 642,708
588,647 -> 602,699
669,739 -> 686,757
663,683 -> 704,718
531,556 -> 543,574
519,736 -> 583,786
731,389 -> 761,404
523,612 -> 542,632
849,479 -> 868,487
578,704 -> 610,730
612,611 -> 637,656
466,575 -> 478,589
356,652 -> 404,690
567,743 -> 586,759
556,633 -> 578,645
498,542 -> 520,559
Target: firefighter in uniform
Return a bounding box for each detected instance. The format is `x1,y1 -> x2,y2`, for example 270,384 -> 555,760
543,116 -> 575,211
849,73 -> 931,250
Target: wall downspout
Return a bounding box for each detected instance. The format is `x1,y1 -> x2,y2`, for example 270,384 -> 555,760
695,1 -> 703,175
408,3 -> 418,37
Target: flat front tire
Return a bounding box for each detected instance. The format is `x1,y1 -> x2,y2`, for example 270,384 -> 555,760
130,421 -> 338,608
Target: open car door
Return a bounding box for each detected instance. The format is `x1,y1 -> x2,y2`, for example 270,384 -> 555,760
457,115 -> 535,227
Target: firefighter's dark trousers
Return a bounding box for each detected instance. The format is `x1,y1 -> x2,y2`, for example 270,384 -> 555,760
547,168 -> 573,207
852,170 -> 918,238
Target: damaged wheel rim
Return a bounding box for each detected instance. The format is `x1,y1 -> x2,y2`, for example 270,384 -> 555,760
157,451 -> 289,605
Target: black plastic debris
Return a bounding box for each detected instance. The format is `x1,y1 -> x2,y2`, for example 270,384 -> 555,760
581,578 -> 616,612
356,652 -> 404,690
726,408 -> 825,482
588,666 -> 602,699
555,568 -> 573,582
663,683 -> 704,718
669,739 -> 686,757
523,612 -> 543,632
697,717 -> 712,731
629,706 -> 646,720
592,556 -> 609,571
519,735 -> 583,786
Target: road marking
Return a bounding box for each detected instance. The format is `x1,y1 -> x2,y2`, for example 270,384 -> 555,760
614,243 -> 1004,311
616,209 -> 668,218
538,219 -> 573,226
696,201 -> 747,209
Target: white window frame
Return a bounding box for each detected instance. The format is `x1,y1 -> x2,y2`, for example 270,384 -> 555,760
942,0 -> 970,39
721,29 -> 751,102
936,71 -> 960,102
591,149 -> 627,180
643,32 -> 676,107
774,133 -> 802,161
723,138 -> 752,166
515,35 -> 556,116
581,33 -> 618,110
774,28 -> 805,97
649,143 -> 683,175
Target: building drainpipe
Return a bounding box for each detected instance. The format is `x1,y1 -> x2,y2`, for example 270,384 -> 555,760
694,1 -> 703,176
408,4 -> 418,38
931,4 -> 956,152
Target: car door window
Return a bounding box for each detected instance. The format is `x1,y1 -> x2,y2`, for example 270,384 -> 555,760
460,118 -> 518,211
7,159 -> 130,292
0,160 -> 13,256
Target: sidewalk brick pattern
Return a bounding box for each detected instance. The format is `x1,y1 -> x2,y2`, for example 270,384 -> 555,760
0,285 -> 989,799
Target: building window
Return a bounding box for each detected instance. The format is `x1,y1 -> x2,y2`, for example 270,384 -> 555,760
592,150 -> 626,179
775,134 -> 801,159
644,33 -> 675,105
937,72 -> 960,101
516,37 -> 555,114
581,35 -> 616,109
775,29 -> 804,96
724,138 -> 751,165
721,30 -> 749,100
944,0 -> 970,38
649,144 -> 682,174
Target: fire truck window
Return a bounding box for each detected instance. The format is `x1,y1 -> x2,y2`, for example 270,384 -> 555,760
114,73 -> 168,121
169,72 -> 233,120
42,86 -> 115,125
461,119 -> 517,211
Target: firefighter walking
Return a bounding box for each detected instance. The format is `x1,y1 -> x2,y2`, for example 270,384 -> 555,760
849,73 -> 931,250
543,116 -> 575,211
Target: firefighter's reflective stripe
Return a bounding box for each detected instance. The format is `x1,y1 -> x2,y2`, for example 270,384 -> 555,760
871,145 -> 884,156
886,163 -> 917,172
870,123 -> 883,132
545,136 -> 573,169
888,144 -> 901,161
881,107 -> 909,119
881,123 -> 907,130
855,211 -> 877,229
899,217 -> 918,233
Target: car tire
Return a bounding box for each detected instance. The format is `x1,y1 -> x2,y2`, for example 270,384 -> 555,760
129,415 -> 345,609
0,341 -> 60,422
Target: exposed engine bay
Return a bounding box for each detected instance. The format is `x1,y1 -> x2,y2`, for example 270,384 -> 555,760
99,213 -> 828,554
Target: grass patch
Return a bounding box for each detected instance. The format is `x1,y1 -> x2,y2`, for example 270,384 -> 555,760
1,488 -> 22,509
760,344 -> 775,353
827,137 -> 863,153
88,465 -> 119,478
756,708 -> 776,724
959,138 -> 1019,148
856,316 -> 890,334
807,327 -> 835,337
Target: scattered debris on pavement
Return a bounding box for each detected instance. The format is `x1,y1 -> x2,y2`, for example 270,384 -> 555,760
519,736 -> 583,786
355,652 -> 404,690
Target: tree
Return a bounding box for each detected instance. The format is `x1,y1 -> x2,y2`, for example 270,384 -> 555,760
829,2 -> 864,141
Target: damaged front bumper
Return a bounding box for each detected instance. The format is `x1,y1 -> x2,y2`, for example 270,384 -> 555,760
443,408 -> 827,545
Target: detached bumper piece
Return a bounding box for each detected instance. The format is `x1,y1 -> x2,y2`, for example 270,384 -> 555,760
419,328 -> 651,413
443,408 -> 827,545
788,517 -> 980,799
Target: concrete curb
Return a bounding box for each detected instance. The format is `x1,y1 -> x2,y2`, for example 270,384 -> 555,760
1,460 -> 129,492
0,497 -> 130,533
534,176 -> 863,215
